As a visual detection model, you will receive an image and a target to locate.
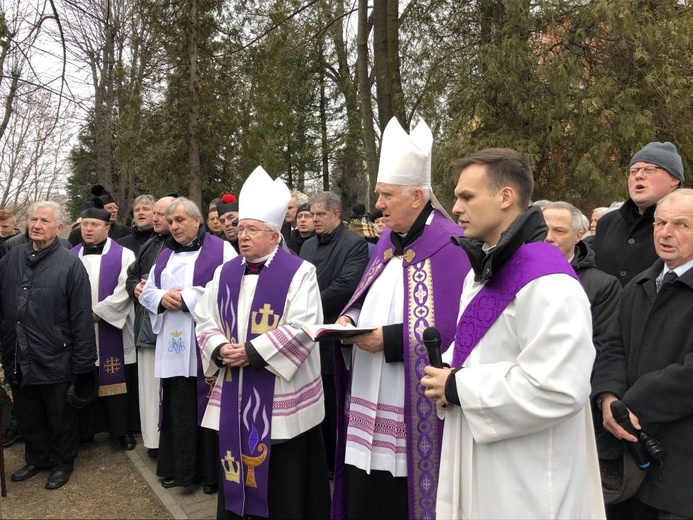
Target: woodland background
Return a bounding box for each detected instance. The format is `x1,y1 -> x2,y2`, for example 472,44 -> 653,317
2,0 -> 692,222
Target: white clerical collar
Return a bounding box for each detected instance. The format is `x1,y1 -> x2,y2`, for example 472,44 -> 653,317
243,245 -> 279,266
662,258 -> 693,278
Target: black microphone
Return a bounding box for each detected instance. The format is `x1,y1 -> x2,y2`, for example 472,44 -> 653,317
423,327 -> 443,368
610,400 -> 650,469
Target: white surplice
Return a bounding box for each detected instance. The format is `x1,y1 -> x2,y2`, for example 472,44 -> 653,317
78,238 -> 136,365
437,272 -> 605,520
194,250 -> 324,440
140,242 -> 235,379
343,257 -> 409,476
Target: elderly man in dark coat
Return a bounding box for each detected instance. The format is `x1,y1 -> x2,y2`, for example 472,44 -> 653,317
0,201 -> 96,490
592,188 -> 693,518
542,201 -> 622,357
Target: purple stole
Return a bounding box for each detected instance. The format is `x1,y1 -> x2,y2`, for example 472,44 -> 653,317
216,249 -> 303,517
453,242 -> 578,366
153,234 -> 226,424
72,240 -> 127,396
332,211 -> 470,520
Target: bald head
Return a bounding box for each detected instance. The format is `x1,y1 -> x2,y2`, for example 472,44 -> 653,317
152,196 -> 176,234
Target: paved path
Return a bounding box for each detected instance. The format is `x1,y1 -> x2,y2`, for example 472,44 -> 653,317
125,443 -> 216,520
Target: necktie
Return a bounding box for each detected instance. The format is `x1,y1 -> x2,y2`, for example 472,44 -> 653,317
657,270 -> 678,292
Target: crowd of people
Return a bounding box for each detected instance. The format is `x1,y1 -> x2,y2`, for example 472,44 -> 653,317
0,116 -> 690,520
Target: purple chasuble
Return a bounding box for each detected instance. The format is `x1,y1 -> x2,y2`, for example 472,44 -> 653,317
452,242 -> 578,367
216,249 -> 303,517
153,234 -> 226,424
332,211 -> 470,520
72,241 -> 127,396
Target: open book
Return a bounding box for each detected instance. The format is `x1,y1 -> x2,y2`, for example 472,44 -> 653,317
301,323 -> 377,342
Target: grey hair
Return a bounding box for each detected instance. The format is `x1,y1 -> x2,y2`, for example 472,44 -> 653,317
309,191 -> 342,213
292,191 -> 309,206
27,200 -> 66,225
532,199 -> 552,209
543,201 -> 586,234
656,188 -> 693,214
134,194 -> 156,207
401,185 -> 432,203
165,197 -> 202,220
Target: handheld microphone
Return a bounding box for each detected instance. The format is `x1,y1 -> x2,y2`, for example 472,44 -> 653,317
610,400 -> 650,469
423,327 -> 443,368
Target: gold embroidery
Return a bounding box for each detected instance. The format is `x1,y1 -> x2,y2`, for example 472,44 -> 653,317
222,451 -> 241,483
251,304 -> 279,334
403,249 -> 416,262
407,259 -> 435,348
242,444 -> 268,487
384,248 -> 394,260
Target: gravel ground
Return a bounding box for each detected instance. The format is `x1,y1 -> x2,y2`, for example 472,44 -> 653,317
0,433 -> 171,519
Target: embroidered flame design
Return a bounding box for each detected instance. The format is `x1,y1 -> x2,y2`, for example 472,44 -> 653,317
242,387 -> 270,453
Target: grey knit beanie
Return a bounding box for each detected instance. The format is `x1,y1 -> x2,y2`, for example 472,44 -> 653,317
630,142 -> 684,183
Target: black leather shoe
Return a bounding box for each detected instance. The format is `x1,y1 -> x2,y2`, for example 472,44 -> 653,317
203,484 -> 218,494
119,434 -> 136,451
11,465 -> 40,482
161,477 -> 178,489
147,448 -> 158,459
45,469 -> 71,490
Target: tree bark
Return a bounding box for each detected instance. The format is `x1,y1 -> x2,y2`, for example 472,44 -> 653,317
357,0 -> 378,203
187,0 -> 202,206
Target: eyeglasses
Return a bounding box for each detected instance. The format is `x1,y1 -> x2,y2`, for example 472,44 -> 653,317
236,226 -> 274,236
626,166 -> 662,177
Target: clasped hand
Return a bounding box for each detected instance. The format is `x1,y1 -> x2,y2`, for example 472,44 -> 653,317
218,343 -> 249,368
161,289 -> 183,310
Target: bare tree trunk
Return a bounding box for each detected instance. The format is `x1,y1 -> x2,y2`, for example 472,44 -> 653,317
319,56 -> 329,192
387,0 -> 406,127
373,0 -> 406,132
187,0 -> 202,206
94,13 -> 115,194
372,0 -> 391,131
357,0 -> 378,205
330,0 -> 368,209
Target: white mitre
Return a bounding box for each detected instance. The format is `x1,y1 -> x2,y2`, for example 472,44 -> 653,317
238,166 -> 291,230
377,117 -> 451,219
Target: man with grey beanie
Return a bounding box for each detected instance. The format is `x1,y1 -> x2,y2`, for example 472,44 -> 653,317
593,141 -> 684,286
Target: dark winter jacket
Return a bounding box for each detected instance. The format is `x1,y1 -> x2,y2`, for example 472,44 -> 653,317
68,221 -> 131,247
300,224 -> 369,374
570,240 -> 622,356
0,239 -> 96,386
125,233 -> 168,348
592,199 -> 658,286
591,259 -> 693,517
117,225 -> 156,255
287,229 -> 315,255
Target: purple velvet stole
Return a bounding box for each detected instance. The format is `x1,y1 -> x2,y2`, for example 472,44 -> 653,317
452,242 -> 578,367
332,211 -> 470,520
153,234 -> 226,424
72,241 -> 127,396
216,249 -> 302,517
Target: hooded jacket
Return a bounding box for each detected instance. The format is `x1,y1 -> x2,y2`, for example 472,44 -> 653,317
571,240 -> 622,356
